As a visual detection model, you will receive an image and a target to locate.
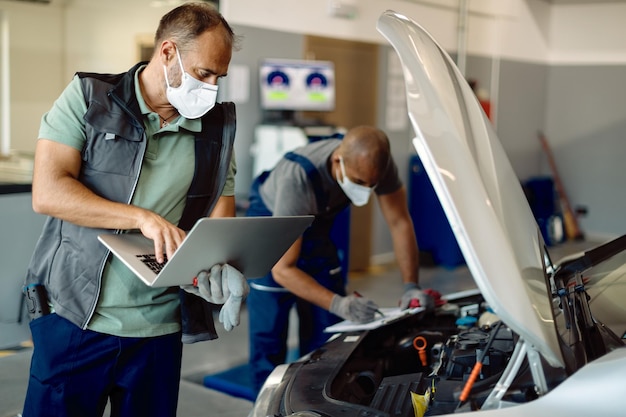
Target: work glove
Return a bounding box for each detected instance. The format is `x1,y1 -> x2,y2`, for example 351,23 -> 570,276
181,264 -> 249,331
218,265 -> 249,331
329,294 -> 379,323
182,264 -> 229,304
399,282 -> 435,311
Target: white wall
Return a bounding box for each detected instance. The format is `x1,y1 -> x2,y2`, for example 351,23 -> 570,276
1,0 -> 625,241
549,2 -> 626,65
63,1 -> 170,77
2,0 -> 625,154
222,0 -> 531,58
222,0 -> 626,65
0,0 -> 64,154
545,2 -> 626,238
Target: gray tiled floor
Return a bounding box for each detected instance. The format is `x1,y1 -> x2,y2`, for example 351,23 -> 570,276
0,239 -> 601,417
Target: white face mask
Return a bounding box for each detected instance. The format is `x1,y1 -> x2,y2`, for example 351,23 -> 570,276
164,48 -> 218,119
337,156 -> 373,207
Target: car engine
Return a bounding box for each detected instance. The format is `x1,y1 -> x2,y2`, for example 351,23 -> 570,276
255,248 -> 626,417
273,293 -> 567,417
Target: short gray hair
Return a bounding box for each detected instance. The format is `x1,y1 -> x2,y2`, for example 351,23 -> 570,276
154,2 -> 241,52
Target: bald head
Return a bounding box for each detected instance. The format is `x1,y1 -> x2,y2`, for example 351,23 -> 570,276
333,126 -> 391,187
341,125 -> 390,168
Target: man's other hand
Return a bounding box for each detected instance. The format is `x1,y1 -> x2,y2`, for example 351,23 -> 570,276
330,294 -> 379,323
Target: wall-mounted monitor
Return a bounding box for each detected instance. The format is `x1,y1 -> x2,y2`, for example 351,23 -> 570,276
259,58 -> 335,112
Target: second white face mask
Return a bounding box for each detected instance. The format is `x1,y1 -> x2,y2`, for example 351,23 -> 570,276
164,48 -> 218,119
337,156 -> 373,207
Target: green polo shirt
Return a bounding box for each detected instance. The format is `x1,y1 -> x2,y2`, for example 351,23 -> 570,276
38,66 -> 236,337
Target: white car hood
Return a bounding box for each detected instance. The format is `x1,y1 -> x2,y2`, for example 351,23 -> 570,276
377,10 -> 564,368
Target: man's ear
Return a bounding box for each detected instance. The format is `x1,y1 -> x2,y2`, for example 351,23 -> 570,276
331,148 -> 342,165
158,40 -> 176,65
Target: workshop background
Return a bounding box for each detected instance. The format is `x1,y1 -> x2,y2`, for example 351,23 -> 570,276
0,0 -> 624,414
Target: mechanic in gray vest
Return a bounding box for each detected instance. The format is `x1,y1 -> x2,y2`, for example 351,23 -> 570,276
20,3 -> 247,417
246,125 -> 434,394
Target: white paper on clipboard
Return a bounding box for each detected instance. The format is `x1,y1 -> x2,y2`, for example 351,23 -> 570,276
324,306 -> 424,333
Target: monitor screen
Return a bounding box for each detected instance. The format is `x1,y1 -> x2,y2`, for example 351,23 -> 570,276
259,58 -> 335,112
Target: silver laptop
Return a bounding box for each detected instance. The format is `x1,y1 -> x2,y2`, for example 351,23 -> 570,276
98,215 -> 314,287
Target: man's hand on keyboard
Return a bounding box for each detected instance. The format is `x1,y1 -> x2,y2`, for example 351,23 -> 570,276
181,264 -> 249,331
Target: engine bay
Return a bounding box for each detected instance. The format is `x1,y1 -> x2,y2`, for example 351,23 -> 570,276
323,293 -> 568,416
268,240 -> 626,417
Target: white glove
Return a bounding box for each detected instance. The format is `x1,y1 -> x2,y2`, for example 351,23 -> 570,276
329,294 -> 379,323
181,264 -> 249,331
218,265 -> 249,331
181,264 -> 230,304
399,283 -> 434,310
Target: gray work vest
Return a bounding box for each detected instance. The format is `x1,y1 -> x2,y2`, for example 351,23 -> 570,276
24,62 -> 236,342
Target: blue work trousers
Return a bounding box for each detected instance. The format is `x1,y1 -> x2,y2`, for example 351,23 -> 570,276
248,269 -> 345,395
22,313 -> 183,417
246,168 -> 347,395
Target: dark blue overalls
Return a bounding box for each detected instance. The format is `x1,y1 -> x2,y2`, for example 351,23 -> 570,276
246,151 -> 350,395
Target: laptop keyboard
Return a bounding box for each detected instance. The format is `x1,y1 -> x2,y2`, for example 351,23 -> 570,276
136,254 -> 168,274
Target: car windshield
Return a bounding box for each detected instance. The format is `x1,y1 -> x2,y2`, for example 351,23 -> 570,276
550,236 -> 626,372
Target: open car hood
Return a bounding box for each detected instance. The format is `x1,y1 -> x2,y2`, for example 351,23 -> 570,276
377,10 -> 563,368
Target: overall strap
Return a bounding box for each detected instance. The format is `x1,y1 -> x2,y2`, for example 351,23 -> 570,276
284,151 -> 329,214
283,151 -> 346,278
284,151 -> 349,218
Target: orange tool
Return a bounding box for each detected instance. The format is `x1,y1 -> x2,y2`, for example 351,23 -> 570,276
413,336 -> 428,366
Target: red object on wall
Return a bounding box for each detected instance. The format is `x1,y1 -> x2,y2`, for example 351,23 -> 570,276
479,99 -> 491,120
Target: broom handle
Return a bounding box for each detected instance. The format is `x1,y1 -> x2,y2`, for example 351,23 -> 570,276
537,131 -> 583,241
